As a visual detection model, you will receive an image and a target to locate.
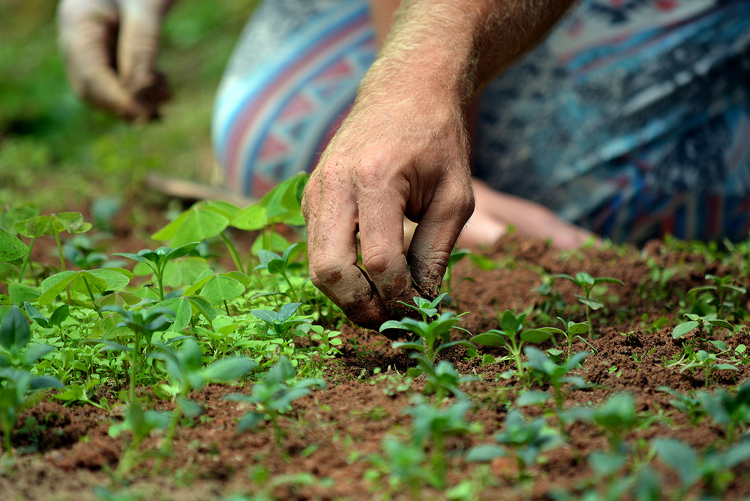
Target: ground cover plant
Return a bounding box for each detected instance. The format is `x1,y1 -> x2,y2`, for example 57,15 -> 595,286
2,174 -> 750,501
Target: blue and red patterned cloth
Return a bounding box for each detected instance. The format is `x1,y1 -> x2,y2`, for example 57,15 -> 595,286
213,0 -> 750,244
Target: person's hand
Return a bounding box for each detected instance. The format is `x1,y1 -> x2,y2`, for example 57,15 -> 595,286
458,179 -> 595,249
302,86 -> 475,330
57,0 -> 174,121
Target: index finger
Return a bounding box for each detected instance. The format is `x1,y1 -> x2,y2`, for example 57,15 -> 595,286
302,167 -> 390,330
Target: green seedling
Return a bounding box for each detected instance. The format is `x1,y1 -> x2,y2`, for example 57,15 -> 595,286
152,200 -> 246,273
443,248 -> 470,298
381,295 -> 475,366
470,310 -> 553,379
148,338 -> 255,472
227,356 -> 324,446
658,386 -> 706,426
677,349 -> 738,387
114,242 -> 200,300
653,438 -> 750,498
524,347 -> 592,413
254,243 -> 305,302
532,275 -> 567,321
672,312 -> 733,339
687,274 -> 748,321
590,393 -> 639,453
183,270 -> 248,315
24,302 -> 69,332
408,355 -> 476,400
366,438 -> 431,500
0,306 -> 56,371
698,379 -> 750,445
538,317 -> 590,358
14,212 -> 92,280
466,409 -> 562,481
0,306 -> 63,455
0,368 -> 63,456
108,401 -> 170,482
552,272 -> 624,338
97,305 -> 175,403
251,302 -> 310,342
404,398 -> 476,488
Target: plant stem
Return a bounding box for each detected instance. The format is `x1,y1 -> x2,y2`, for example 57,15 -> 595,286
281,273 -> 298,302
586,306 -> 593,338
55,231 -> 66,272
220,231 -> 245,274
17,238 -> 34,283
153,402 -> 183,476
81,276 -> 102,318
130,332 -> 141,404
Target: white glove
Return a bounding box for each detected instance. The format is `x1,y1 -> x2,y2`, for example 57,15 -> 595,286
57,0 -> 175,121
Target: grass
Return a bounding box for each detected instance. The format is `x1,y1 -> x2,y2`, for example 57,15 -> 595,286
0,0 -> 259,211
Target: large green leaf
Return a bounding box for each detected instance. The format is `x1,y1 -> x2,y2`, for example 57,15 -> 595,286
199,274 -> 245,304
0,305 -> 30,351
152,201 -> 237,246
14,212 -> 91,238
0,228 -> 27,262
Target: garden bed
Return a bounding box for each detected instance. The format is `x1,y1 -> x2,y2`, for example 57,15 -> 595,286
1,191 -> 750,500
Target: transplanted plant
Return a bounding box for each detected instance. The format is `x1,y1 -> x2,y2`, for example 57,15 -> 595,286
470,310 -> 553,379
659,386 -> 707,426
538,317 -> 590,358
552,272 -> 624,338
677,349 -> 738,388
653,438 -> 750,498
698,378 -> 750,445
524,346 -> 592,413
686,274 -> 748,321
380,294 -> 476,366
466,409 -> 563,481
148,338 -> 256,472
227,356 -> 324,446
408,357 -> 476,400
97,305 -> 175,403
0,307 -> 62,455
108,402 -> 169,481
253,243 -> 305,302
671,312 -> 733,340
404,398 -> 476,488
114,242 -> 200,301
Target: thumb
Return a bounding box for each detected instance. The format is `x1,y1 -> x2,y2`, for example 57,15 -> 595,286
117,0 -> 173,107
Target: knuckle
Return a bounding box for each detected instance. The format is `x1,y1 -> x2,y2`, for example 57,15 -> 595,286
362,245 -> 398,276
310,256 -> 345,287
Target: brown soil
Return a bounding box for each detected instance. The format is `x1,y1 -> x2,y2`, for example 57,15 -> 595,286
3,223 -> 750,500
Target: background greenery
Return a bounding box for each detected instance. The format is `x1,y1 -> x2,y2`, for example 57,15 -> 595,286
0,0 -> 259,211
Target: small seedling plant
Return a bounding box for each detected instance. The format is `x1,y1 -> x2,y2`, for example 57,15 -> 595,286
148,338 -> 256,471
114,243 -> 200,301
653,437 -> 750,498
380,294 -> 476,366
0,307 -> 62,455
227,356 -> 324,446
97,305 -> 175,403
467,409 -> 563,481
552,272 -> 624,338
524,347 -> 592,413
470,310 -> 553,379
686,274 -> 748,321
254,243 -> 305,302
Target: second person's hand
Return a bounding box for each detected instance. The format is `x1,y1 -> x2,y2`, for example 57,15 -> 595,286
57,0 -> 174,121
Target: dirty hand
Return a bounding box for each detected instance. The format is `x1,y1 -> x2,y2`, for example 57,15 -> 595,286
459,179 -> 595,249
302,89 -> 474,330
57,0 -> 174,121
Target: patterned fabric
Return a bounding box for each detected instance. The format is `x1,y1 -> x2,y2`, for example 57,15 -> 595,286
212,0 -> 750,244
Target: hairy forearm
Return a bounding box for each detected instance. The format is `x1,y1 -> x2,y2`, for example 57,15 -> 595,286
365,0 -> 575,105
